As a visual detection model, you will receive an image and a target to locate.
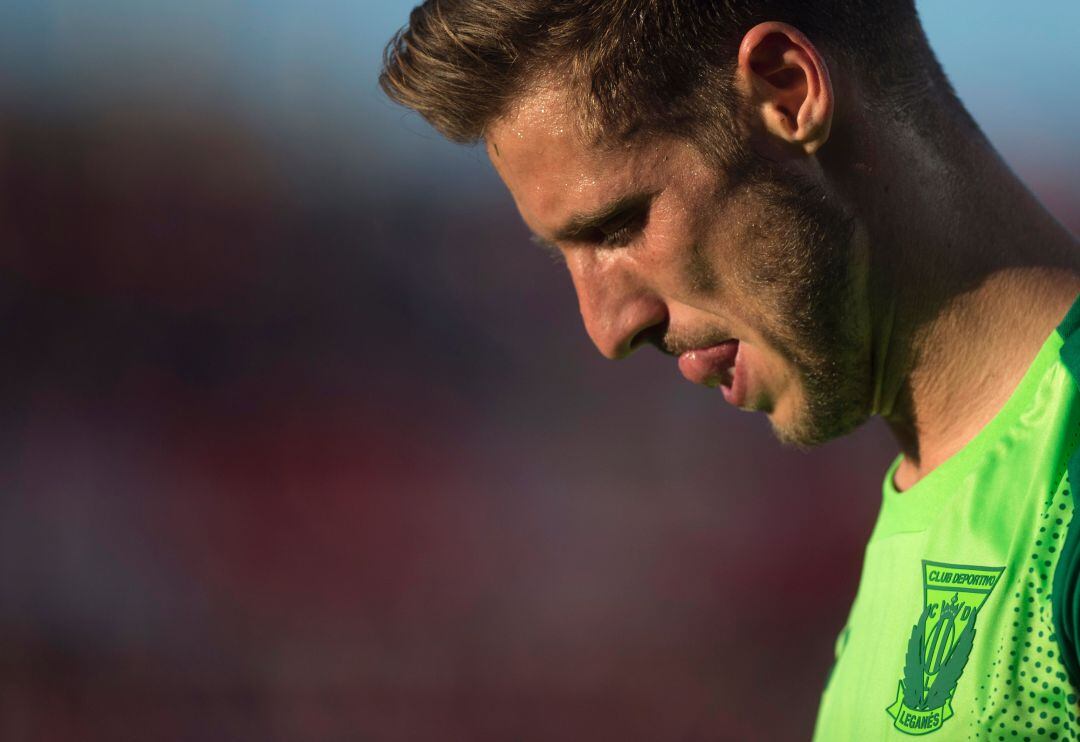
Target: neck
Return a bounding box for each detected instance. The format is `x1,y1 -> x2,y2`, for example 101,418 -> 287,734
827,107 -> 1080,491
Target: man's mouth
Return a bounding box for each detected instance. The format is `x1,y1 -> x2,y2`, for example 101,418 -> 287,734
677,340 -> 746,406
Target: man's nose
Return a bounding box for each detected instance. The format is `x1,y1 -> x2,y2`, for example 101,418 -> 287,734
569,258 -> 668,360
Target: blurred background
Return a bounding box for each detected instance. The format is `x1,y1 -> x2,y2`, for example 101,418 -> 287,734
0,2 -> 1076,740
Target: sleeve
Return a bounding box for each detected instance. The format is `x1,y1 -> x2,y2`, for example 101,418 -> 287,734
1052,302 -> 1080,687
1052,449 -> 1080,688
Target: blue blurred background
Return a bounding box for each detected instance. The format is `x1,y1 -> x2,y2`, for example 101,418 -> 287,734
0,2 -> 1076,740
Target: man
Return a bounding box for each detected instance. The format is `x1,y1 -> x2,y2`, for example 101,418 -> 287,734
380,1 -> 1080,738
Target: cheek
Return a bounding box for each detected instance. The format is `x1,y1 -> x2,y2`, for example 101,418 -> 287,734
680,241 -> 721,296
643,201 -> 726,299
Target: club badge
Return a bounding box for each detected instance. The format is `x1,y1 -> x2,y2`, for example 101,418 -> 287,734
886,560 -> 1004,735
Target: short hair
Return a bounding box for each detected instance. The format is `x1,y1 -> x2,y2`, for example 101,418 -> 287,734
380,0 -> 965,162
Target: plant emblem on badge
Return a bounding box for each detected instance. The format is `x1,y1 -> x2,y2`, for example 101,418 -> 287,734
886,560 -> 1004,735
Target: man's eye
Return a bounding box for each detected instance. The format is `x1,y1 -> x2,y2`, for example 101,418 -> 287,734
599,225 -> 634,247
596,209 -> 647,248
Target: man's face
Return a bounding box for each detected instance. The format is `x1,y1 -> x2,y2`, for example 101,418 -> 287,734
486,88 -> 874,446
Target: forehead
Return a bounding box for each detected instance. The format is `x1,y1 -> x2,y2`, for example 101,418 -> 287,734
484,87 -> 713,236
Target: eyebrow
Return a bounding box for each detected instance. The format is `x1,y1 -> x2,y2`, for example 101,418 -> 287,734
530,232 -> 561,257
527,235 -> 561,264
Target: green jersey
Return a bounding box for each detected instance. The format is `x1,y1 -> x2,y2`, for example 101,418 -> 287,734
814,298 -> 1080,741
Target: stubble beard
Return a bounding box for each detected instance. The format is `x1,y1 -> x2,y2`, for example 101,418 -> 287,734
730,155 -> 874,448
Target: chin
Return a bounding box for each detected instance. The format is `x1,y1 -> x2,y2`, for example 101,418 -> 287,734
767,389 -> 869,450
766,408 -> 816,450
769,416 -> 822,450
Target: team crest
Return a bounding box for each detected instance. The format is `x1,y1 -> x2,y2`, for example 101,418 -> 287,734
886,560 -> 1004,735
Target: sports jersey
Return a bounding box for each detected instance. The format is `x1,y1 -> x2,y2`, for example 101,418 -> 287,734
813,296 -> 1080,740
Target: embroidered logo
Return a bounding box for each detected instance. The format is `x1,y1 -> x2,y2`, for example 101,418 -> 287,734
886,560 -> 1004,735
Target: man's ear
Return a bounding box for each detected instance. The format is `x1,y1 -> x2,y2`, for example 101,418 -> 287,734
736,22 -> 833,157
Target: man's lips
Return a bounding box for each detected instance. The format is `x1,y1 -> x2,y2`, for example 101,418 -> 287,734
677,340 -> 739,388
678,341 -> 747,408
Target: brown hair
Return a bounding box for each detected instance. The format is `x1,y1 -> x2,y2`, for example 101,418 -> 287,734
380,0 -> 959,160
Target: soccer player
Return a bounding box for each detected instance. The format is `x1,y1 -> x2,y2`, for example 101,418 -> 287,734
380,1 -> 1080,738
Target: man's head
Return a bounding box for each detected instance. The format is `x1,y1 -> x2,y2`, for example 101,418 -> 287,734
380,1 -> 964,446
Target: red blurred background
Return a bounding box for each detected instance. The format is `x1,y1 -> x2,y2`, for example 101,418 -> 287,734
0,2 -> 1076,740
